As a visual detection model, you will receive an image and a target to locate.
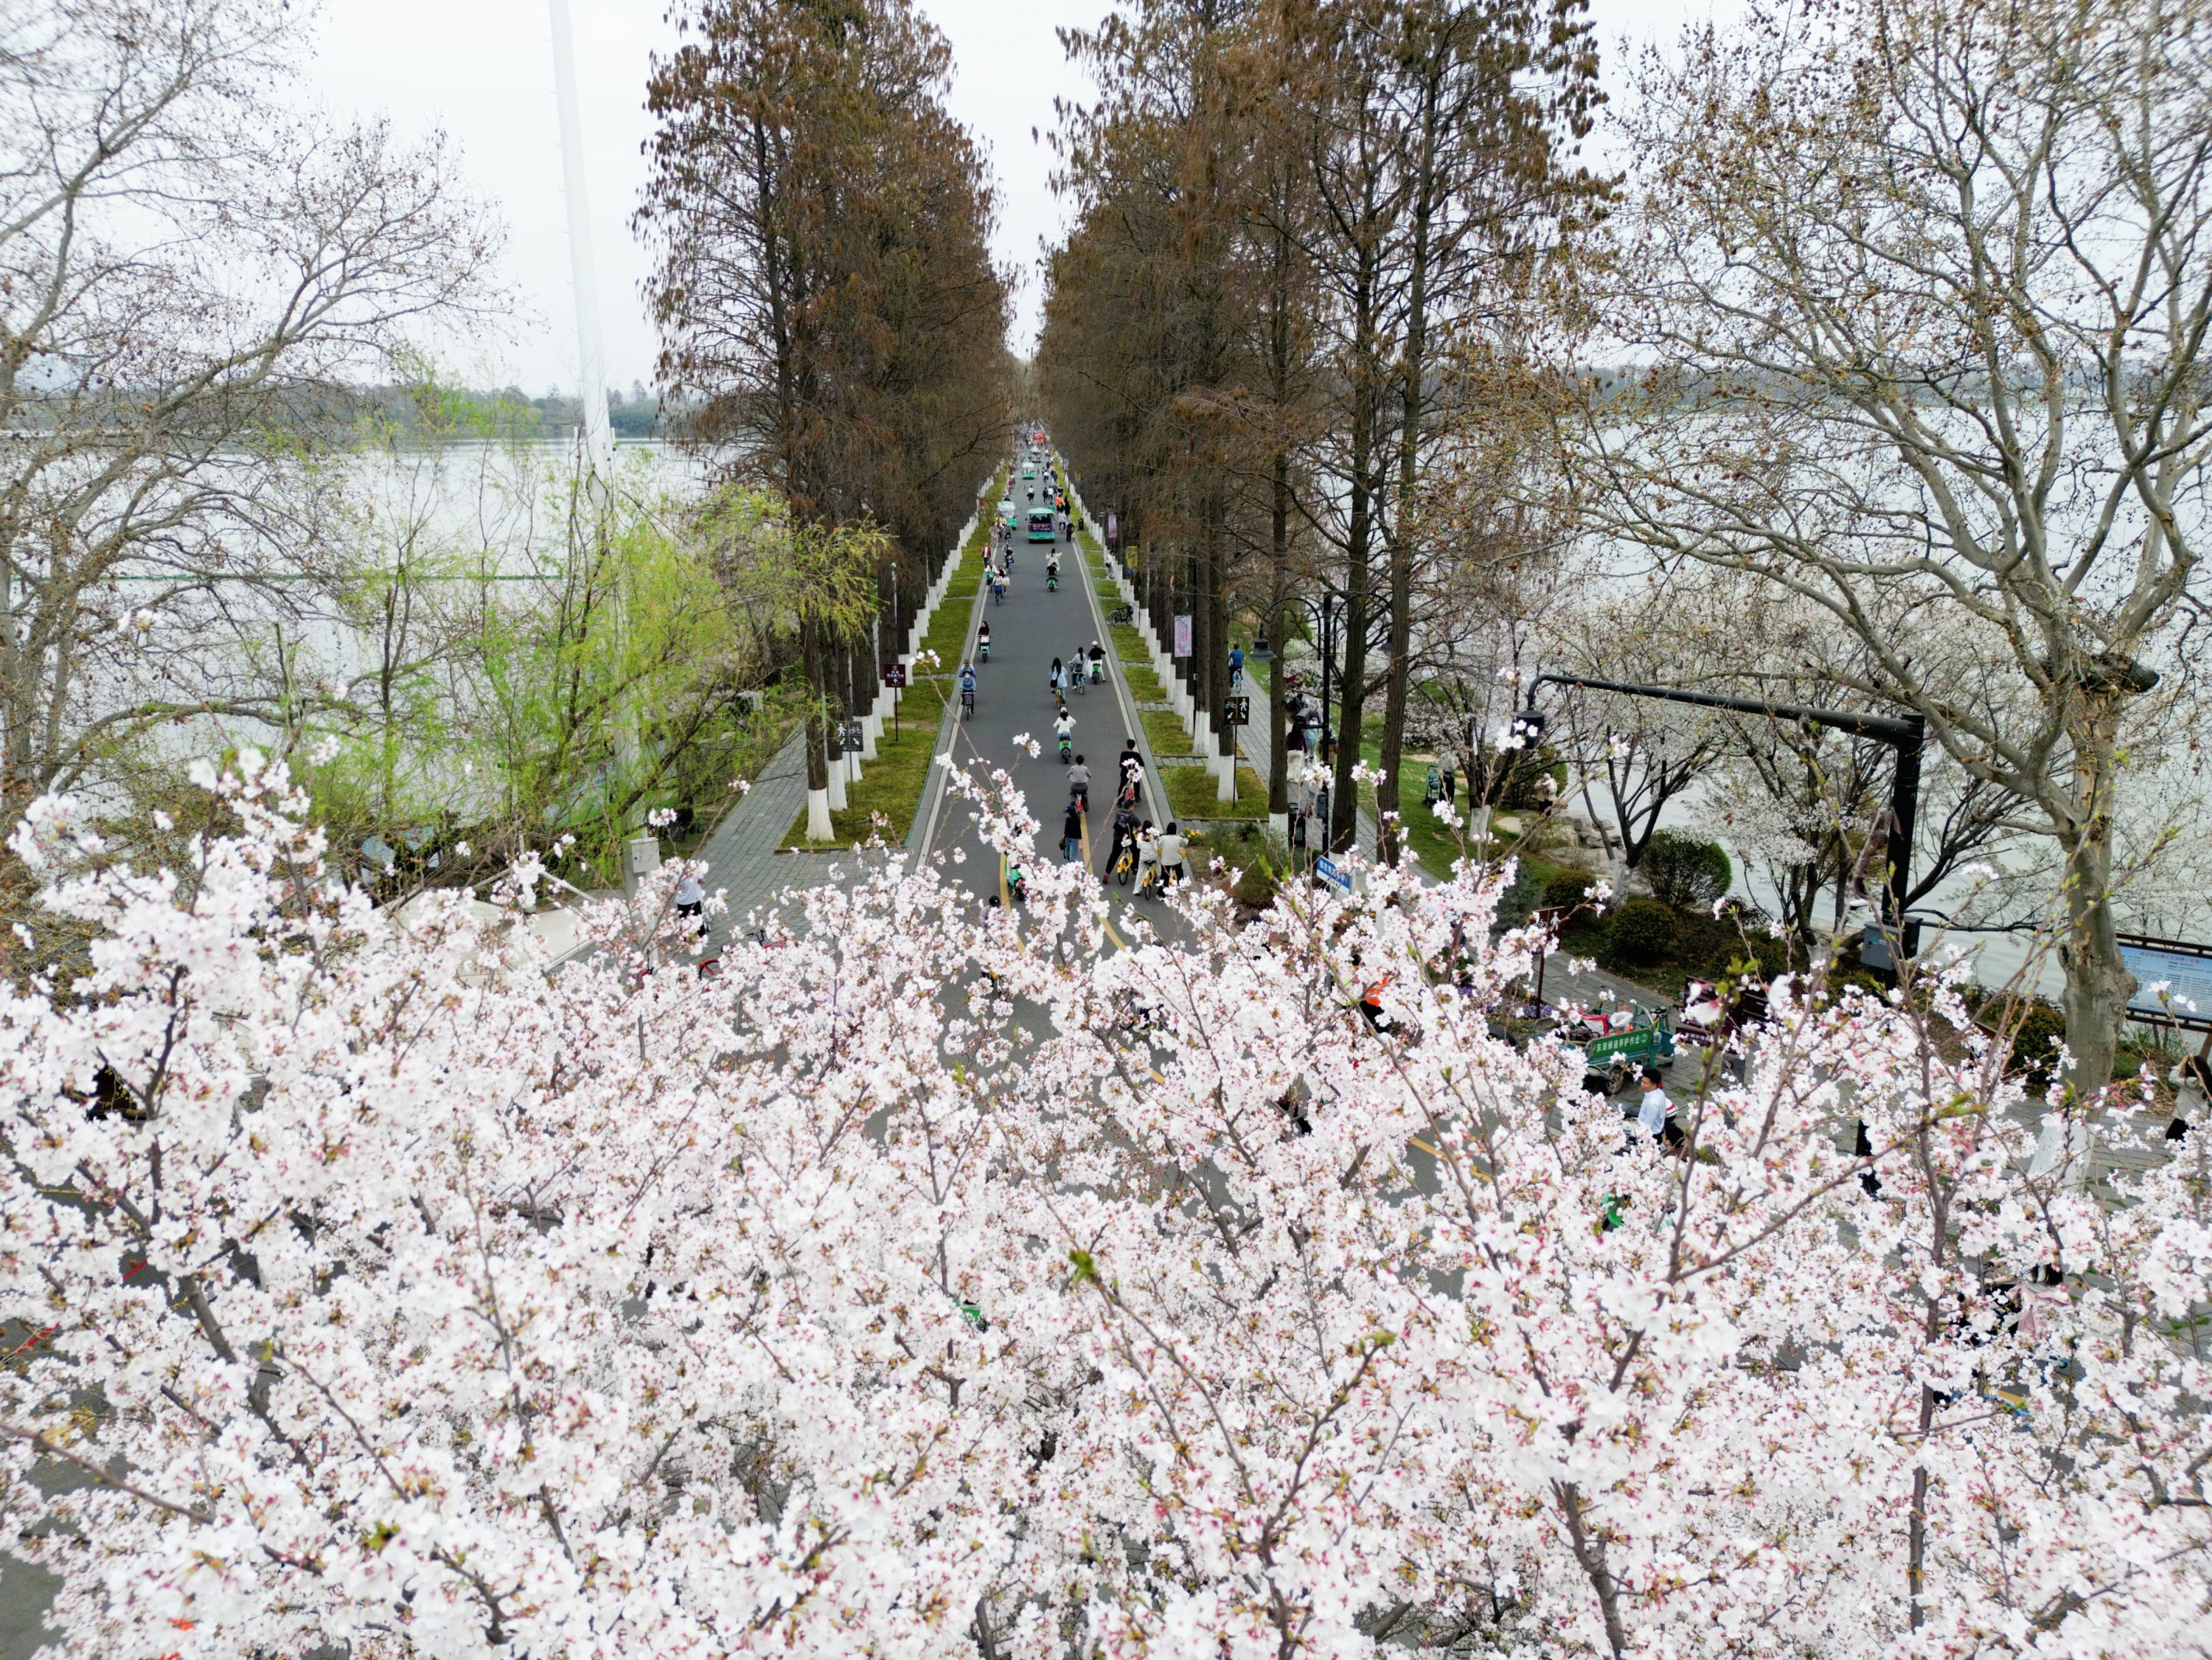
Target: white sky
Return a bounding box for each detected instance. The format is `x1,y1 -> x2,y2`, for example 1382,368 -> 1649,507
305,0 -> 1736,394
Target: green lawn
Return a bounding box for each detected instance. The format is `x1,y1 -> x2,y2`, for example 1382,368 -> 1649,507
781,686 -> 950,848
1121,662 -> 1167,702
1167,763 -> 1267,821
916,511 -> 992,670
1144,709 -> 1196,757
1110,622 -> 1152,666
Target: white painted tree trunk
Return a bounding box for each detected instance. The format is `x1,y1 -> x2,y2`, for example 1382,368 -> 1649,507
805,788 -> 833,841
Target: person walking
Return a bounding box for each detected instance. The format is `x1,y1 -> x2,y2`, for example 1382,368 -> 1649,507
1062,798 -> 1085,864
1228,642 -> 1245,690
673,865 -> 706,938
1049,656 -> 1064,696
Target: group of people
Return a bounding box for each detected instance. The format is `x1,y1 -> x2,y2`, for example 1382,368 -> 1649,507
1048,642 -> 1105,696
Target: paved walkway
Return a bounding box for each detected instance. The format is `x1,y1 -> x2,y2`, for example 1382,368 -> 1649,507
691,725 -> 818,942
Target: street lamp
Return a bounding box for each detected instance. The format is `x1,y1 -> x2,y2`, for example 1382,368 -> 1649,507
1528,673 -> 1927,960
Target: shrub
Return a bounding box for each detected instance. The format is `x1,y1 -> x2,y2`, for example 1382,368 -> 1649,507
2003,999 -> 2070,1086
1606,897 -> 1677,967
1541,867 -> 1596,912
1641,830 -> 1731,911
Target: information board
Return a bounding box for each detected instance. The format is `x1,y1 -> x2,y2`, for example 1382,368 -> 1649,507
2119,934 -> 2212,1029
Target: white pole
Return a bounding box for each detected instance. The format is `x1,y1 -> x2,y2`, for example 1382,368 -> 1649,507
549,0 -> 614,482
549,0 -> 639,824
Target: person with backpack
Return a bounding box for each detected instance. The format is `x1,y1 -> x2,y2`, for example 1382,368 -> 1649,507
1062,798 -> 1085,864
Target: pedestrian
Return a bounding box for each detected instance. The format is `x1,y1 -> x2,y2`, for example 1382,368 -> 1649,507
1440,760 -> 1456,807
1119,737 -> 1142,789
1631,1067 -> 1681,1151
1050,656 -> 1064,695
1062,798 -> 1085,864
673,866 -> 706,938
1068,754 -> 1091,808
1228,642 -> 1245,690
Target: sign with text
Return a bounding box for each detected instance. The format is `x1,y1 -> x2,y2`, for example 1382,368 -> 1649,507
1173,614 -> 1192,657
1314,855 -> 1352,893
1106,510 -> 1119,544
882,662 -> 908,688
2119,933 -> 2212,1029
843,720 -> 864,754
1221,696 -> 1251,727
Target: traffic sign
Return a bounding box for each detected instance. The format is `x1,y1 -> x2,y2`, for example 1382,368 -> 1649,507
1221,695 -> 1251,727
883,662 -> 908,688
1315,855 -> 1351,893
844,719 -> 865,754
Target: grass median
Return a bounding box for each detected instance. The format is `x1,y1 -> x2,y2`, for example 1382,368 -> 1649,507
1143,708 -> 1196,758
779,683 -> 949,849
1166,763 -> 1268,822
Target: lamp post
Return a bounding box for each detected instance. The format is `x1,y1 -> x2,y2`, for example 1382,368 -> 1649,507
1528,672 -> 1927,960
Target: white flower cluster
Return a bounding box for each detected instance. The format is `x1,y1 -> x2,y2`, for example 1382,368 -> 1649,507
0,768 -> 2202,1659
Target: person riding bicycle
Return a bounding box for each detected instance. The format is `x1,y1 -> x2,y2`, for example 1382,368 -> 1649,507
957,661 -> 978,710
1107,802 -> 1138,882
1134,821 -> 1160,892
1067,754 -> 1091,807
1154,821 -> 1189,888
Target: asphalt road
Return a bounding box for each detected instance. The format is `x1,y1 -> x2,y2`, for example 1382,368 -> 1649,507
915,452 -> 1178,923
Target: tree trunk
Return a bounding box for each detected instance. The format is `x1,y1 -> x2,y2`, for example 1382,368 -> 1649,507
2058,805 -> 2132,1093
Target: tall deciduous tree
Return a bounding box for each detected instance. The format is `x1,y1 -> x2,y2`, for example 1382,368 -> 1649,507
642,0 -> 1009,836
1561,0 -> 2212,1085
0,0 -> 502,830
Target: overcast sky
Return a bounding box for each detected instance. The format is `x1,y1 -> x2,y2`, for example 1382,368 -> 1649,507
305,0 -> 1736,395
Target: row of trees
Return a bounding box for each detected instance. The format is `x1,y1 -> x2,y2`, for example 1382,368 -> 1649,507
1039,0 -> 1601,858
1039,0 -> 2212,1087
641,0 -> 1015,834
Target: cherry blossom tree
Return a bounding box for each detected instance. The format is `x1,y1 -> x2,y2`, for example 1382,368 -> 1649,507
0,756 -> 2203,1657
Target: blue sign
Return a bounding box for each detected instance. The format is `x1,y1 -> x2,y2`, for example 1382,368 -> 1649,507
1315,855 -> 1350,893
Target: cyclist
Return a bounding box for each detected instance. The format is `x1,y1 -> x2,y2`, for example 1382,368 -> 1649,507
1134,821 -> 1160,893
1155,821 -> 1188,888
957,661 -> 978,718
1107,802 -> 1138,884
1054,709 -> 1075,763
1088,641 -> 1105,684
1068,754 -> 1091,808
977,620 -> 991,661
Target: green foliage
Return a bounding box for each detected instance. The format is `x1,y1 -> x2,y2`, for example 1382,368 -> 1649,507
2003,999 -> 2070,1086
1605,897 -> 1679,968
1543,867 -> 1597,911
1641,830 -> 1731,911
